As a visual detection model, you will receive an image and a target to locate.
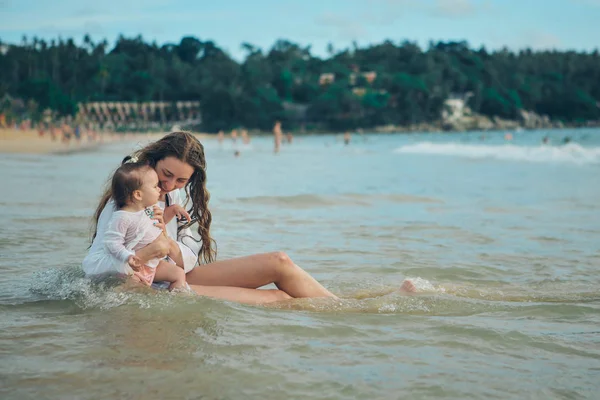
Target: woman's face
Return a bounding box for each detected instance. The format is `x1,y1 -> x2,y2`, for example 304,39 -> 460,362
155,156 -> 195,194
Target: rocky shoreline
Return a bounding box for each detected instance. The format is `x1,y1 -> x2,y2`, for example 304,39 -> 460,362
371,109 -> 599,134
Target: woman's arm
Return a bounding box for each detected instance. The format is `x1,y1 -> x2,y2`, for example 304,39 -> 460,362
165,191 -> 200,272
135,235 -> 170,264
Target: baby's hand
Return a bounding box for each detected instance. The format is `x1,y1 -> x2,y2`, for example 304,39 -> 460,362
164,204 -> 191,225
128,255 -> 142,271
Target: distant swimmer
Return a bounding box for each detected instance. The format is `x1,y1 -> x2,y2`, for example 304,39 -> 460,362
562,136 -> 572,144
217,130 -> 224,144
273,121 -> 282,153
241,129 -> 250,144
542,136 -> 549,144
344,131 -> 351,145
234,150 -> 240,157
504,132 -> 513,141
231,129 -> 238,143
286,132 -> 293,144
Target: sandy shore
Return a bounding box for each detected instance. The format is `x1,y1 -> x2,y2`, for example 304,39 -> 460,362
0,129 -> 213,154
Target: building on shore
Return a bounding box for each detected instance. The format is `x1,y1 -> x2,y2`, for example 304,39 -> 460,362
76,101 -> 202,131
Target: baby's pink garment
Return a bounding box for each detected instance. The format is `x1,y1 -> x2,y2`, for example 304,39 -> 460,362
132,265 -> 156,286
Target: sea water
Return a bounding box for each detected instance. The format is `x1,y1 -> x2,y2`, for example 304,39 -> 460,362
1,128 -> 599,399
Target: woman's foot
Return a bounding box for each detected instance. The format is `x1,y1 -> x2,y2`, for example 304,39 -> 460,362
400,279 -> 417,293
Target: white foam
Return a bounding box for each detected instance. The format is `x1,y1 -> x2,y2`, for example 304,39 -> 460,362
406,277 -> 443,293
28,267 -> 160,310
394,142 -> 600,164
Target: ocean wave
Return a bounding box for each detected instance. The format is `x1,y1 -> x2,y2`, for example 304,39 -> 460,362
232,193 -> 443,207
393,142 -> 600,164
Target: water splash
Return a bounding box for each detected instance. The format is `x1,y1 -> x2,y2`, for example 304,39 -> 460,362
28,266 -> 163,310
407,276 -> 442,292
24,268 -> 600,315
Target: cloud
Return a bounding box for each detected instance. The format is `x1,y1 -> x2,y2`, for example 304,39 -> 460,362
315,13 -> 368,40
72,7 -> 103,18
363,0 -> 489,26
430,0 -> 477,17
0,7 -> 219,37
362,0 -> 418,25
486,29 -> 562,51
525,31 -> 562,49
428,0 -> 496,18
81,20 -> 105,36
0,0 -> 188,33
314,0 -> 491,44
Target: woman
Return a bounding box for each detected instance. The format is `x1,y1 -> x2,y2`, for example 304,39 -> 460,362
84,131 -> 341,305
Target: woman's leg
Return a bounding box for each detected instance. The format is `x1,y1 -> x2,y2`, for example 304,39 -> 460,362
185,252 -> 337,299
189,285 -> 292,305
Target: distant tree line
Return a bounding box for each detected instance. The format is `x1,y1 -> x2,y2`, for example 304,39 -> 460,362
1,35 -> 599,131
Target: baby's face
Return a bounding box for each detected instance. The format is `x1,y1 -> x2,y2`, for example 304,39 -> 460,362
139,168 -> 161,208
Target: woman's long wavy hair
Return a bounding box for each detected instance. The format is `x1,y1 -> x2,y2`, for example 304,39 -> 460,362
91,131 -> 217,264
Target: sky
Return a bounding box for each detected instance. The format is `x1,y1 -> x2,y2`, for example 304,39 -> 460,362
0,0 -> 598,60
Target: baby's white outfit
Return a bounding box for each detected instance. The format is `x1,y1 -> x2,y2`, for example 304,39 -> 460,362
104,208 -> 164,268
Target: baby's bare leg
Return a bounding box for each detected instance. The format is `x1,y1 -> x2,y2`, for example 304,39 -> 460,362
154,260 -> 187,291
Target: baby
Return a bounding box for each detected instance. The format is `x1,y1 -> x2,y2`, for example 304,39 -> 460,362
104,161 -> 186,290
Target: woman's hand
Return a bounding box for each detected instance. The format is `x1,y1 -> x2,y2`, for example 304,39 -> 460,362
166,237 -> 185,269
163,204 -> 191,225
152,205 -> 166,231
128,255 -> 142,271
